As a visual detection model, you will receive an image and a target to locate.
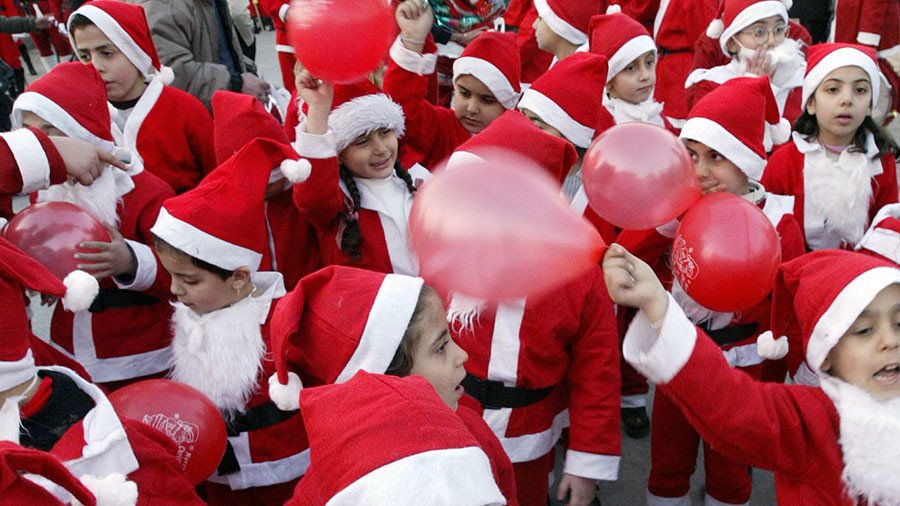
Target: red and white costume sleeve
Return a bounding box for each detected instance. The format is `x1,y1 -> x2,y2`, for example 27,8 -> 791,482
262,189 -> 322,290
0,128 -> 67,197
830,0 -> 900,56
291,128 -> 430,276
453,267 -> 621,480
457,405 -> 520,506
383,37 -> 472,169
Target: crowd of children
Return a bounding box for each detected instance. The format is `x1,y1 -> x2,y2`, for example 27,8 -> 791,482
0,0 -> 898,504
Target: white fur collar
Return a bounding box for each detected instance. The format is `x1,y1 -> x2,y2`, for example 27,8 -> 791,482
793,131 -> 881,164
820,377 -> 900,505
37,167 -> 133,228
603,91 -> 665,126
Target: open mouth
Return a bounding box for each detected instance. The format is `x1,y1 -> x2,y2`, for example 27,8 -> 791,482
369,157 -> 391,171
874,363 -> 900,384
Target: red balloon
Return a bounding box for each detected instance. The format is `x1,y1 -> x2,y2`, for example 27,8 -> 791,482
4,201 -> 111,280
287,0 -> 395,84
410,150 -> 605,300
672,192 -> 782,312
109,380 -> 227,485
583,123 -> 700,230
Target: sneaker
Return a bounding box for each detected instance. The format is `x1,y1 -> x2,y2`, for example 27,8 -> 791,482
621,407 -> 650,438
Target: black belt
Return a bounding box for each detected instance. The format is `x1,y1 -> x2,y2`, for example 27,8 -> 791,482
462,373 -> 554,410
216,402 -> 298,476
700,322 -> 759,347
658,48 -> 692,56
88,288 -> 159,312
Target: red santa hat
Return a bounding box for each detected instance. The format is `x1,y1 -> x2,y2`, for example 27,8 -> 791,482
12,62 -> 115,152
151,138 -> 300,273
211,90 -> 292,176
802,43 -> 881,110
588,7 -> 657,82
705,0 -> 790,54
267,266 -> 424,410
533,0 -> 604,46
292,371 -> 506,505
771,250 -> 900,376
680,76 -> 790,180
452,31 -> 521,109
446,110 -> 578,184
68,0 -> 174,84
0,441 -> 97,506
517,52 -> 609,148
856,204 -> 900,264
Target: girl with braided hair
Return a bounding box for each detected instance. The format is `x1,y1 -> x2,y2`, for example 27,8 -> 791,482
288,70 -> 430,275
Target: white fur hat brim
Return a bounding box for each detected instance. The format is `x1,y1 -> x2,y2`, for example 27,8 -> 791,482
330,94 -> 405,153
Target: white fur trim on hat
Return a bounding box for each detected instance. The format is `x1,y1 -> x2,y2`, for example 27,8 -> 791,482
76,473 -> 138,506
756,330 -> 789,360
62,270 -> 100,313
334,274 -> 424,383
12,92 -> 115,152
329,94 -> 405,153
607,35 -> 657,82
69,5 -> 155,79
802,46 -> 881,109
718,1 -> 788,54
325,447 -> 506,506
533,0 -> 588,46
5,128 -> 51,194
454,57 -> 521,109
807,267 -> 900,374
268,371 -> 302,411
0,350 -> 36,393
518,89 -> 594,148
281,158 -> 311,183
680,117 -> 767,180
150,207 -> 263,272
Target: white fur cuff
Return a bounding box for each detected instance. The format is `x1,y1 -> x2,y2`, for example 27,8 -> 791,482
390,36 -> 438,76
623,293 -> 698,384
293,126 -> 337,159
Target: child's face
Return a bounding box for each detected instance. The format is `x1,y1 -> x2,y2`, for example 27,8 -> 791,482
72,25 -> 146,102
726,15 -> 787,53
684,140 -> 750,195
21,111 -> 65,137
822,284 -> 900,401
408,291 -> 469,410
607,51 -> 657,105
157,247 -> 249,315
520,107 -> 563,139
339,128 -> 399,179
453,75 -> 505,134
806,66 -> 872,146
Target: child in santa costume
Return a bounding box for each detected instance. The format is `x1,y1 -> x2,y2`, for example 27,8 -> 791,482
685,0 -> 806,137
150,138 -> 306,505
12,62 -> 176,391
0,237 -> 202,505
829,0 -> 899,57
266,265 -> 518,504
762,43 -> 899,252
288,73 -> 429,275
856,204 -> 900,264
531,0 -> 602,64
67,0 -> 216,194
256,0 -> 296,92
385,0 -> 520,169
290,371 -> 508,505
211,90 -> 321,290
604,245 -> 900,506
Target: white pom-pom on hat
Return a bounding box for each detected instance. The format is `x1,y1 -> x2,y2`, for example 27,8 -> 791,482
155,66 -> 174,86
771,117 -> 792,146
281,158 -> 312,184
756,331 -> 789,360
268,372 -> 302,411
61,270 -> 99,313
75,473 -> 138,506
605,4 -> 622,14
706,18 -> 724,39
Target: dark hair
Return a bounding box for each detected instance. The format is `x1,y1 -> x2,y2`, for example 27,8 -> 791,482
337,159 -> 417,260
67,14 -> 95,33
794,110 -> 900,159
153,236 -> 234,281
385,286 -> 437,377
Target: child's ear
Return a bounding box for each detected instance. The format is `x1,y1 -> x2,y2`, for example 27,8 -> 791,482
230,267 -> 252,291
806,96 -> 817,116
820,356 -> 832,373
725,38 -> 737,56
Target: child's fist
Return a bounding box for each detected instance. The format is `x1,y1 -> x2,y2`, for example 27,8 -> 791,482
396,0 -> 434,48
295,70 -> 333,108
603,244 -> 669,324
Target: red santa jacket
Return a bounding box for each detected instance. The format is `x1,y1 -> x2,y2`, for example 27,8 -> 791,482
260,188 -> 322,290
762,134 -> 899,251
831,0 -> 900,55
0,128 -> 67,195
118,79 -> 216,194
458,405 -> 519,505
451,267 -> 621,480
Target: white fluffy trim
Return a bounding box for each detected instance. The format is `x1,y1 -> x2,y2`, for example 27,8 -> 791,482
770,118 -> 791,146
755,331 -> 789,360
268,372 -> 302,411
781,0 -> 793,10
62,270 -> 99,313
706,18 -> 724,39
446,293 -> 486,333
281,158 -> 311,184
155,66 -> 174,86
605,4 -> 622,14
330,94 -> 405,153
75,473 -> 138,506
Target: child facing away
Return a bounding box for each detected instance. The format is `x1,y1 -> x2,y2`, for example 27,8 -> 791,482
762,43 -> 899,252
604,245 -> 900,505
68,0 -> 216,194
149,138 -> 306,505
266,265 -> 518,504
385,0 -> 521,169
12,61 -> 176,391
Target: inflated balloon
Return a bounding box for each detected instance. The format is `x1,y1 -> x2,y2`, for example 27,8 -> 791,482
3,201 -> 111,280
287,0 -> 395,84
672,192 -> 782,312
109,380 -> 227,485
582,122 -> 700,230
409,150 -> 605,300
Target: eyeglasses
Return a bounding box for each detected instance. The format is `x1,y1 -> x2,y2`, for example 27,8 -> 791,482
738,24 -> 788,43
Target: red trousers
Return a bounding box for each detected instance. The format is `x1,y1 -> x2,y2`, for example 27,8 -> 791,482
275,29 -> 296,92
205,477 -> 299,506
513,450 -> 555,506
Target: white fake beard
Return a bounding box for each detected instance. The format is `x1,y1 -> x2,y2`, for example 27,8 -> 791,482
168,300 -> 267,414
39,168 -> 121,228
805,150 -> 873,245
820,378 -> 900,505
446,293 -> 486,333
736,38 -> 804,86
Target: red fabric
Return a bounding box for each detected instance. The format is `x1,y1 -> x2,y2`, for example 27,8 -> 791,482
0,441 -> 96,506
276,34 -> 297,93
19,376 -> 53,418
25,63 -> 113,144
263,190 -> 321,290
205,478 -> 299,506
258,0 -> 290,30
510,450 -> 554,506
0,33 -> 21,69
685,74 -> 803,126
28,334 -> 93,384
619,0 -> 662,33
832,0 -> 900,52
457,404 -> 519,506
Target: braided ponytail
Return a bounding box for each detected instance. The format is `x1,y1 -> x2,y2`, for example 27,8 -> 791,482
338,164 -> 363,260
